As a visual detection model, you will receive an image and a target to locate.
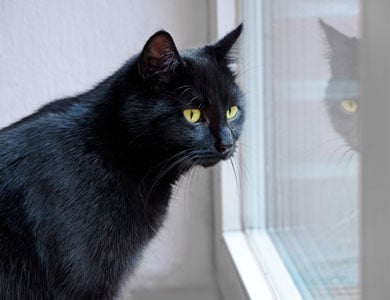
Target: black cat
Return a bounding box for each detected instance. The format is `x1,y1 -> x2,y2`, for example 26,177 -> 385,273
320,19 -> 359,152
0,25 -> 244,299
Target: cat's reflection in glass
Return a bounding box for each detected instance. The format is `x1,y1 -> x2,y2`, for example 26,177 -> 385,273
320,19 -> 360,154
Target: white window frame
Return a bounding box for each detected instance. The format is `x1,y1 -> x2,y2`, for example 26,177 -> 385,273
214,0 -> 390,299
214,1 -> 300,299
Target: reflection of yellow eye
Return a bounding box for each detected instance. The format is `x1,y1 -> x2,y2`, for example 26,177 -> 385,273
340,100 -> 357,113
183,108 -> 201,123
227,105 -> 239,120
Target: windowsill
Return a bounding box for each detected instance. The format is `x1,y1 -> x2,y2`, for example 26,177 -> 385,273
246,230 -> 303,300
222,231 -> 275,300
223,230 -> 303,300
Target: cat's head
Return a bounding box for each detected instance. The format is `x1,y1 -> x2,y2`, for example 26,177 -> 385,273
320,20 -> 359,152
121,25 -> 244,168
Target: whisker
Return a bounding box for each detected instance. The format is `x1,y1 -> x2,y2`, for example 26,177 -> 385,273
177,87 -> 193,99
182,167 -> 199,216
118,128 -> 149,159
303,136 -> 345,159
327,142 -> 348,162
337,147 -> 352,167
137,150 -> 189,198
145,151 -> 195,203
175,84 -> 192,92
229,158 -> 241,195
346,149 -> 357,166
188,95 -> 201,106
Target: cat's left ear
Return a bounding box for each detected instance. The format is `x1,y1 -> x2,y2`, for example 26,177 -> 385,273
138,30 -> 182,82
206,24 -> 243,64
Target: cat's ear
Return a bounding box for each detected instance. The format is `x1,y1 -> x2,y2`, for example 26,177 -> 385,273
206,24 -> 243,65
319,19 -> 358,77
138,31 -> 181,82
319,19 -> 357,55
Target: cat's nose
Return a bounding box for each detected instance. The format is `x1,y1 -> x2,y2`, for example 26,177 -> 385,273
215,143 -> 233,155
214,127 -> 233,156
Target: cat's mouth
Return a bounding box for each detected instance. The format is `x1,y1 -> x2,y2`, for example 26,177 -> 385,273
195,149 -> 234,167
199,156 -> 221,167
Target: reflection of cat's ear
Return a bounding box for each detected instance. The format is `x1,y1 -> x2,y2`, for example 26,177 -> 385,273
319,19 -> 358,77
319,19 -> 355,51
206,24 -> 243,64
138,31 -> 182,82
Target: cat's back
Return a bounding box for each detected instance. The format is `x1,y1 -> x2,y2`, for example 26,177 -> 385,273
0,96 -> 90,172
0,97 -> 106,298
0,95 -> 108,220
0,105 -> 66,299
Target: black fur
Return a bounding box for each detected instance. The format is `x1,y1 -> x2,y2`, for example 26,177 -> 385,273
0,25 -> 244,299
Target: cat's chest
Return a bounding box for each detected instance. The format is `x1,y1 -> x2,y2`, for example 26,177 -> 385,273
53,182 -> 173,297
96,170 -> 174,243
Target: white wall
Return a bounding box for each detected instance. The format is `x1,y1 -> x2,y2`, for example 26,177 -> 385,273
0,0 -> 210,128
0,1 -> 220,299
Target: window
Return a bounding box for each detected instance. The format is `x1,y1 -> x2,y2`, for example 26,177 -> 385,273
243,1 -> 360,299
216,0 -> 390,299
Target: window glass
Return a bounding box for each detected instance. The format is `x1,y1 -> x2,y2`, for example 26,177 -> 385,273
246,1 -> 360,298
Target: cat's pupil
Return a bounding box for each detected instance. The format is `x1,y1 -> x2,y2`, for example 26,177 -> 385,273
340,100 -> 357,113
190,110 -> 194,119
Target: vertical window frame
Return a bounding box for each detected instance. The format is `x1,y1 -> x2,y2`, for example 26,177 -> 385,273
241,0 -> 303,298
213,0 -> 277,298
215,1 -> 301,299
360,0 -> 390,299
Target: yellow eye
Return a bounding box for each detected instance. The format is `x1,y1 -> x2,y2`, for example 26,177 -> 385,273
340,100 -> 357,113
183,108 -> 201,123
227,105 -> 239,120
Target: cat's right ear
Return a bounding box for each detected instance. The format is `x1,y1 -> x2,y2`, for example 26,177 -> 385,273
138,31 -> 182,82
205,24 -> 243,65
